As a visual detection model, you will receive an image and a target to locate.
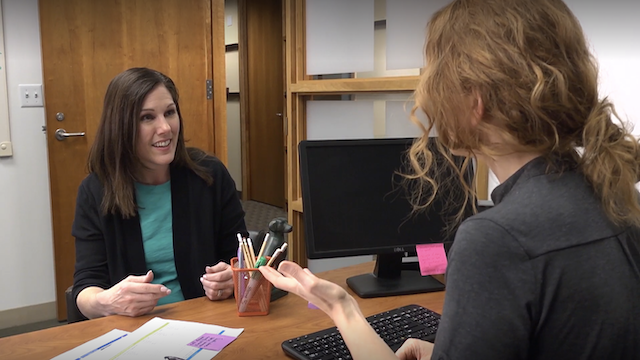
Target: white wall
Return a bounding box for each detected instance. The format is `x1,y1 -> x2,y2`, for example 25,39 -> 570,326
224,0 -> 238,46
225,0 -> 242,191
485,1 -> 640,198
0,0 -> 56,312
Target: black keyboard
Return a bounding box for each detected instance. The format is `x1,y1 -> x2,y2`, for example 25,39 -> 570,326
282,304 -> 440,360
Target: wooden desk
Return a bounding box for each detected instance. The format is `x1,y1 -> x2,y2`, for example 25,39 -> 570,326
0,262 -> 445,359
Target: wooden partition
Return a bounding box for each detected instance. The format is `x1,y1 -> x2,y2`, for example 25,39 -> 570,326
283,0 -> 489,266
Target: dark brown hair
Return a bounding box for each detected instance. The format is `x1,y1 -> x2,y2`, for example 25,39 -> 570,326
88,67 -> 212,218
408,0 -> 640,227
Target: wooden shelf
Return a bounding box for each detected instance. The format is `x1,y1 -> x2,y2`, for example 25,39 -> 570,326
290,76 -> 419,94
290,199 -> 303,213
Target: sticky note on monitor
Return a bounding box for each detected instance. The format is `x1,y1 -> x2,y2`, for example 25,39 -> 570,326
416,243 -> 448,276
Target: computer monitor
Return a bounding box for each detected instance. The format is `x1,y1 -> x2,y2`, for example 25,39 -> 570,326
299,137 -> 474,298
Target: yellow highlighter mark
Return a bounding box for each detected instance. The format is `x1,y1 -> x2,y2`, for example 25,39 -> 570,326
109,321 -> 170,360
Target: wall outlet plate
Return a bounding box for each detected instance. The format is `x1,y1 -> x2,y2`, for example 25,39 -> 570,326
19,84 -> 44,107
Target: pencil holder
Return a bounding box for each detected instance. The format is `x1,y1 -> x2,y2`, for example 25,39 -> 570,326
231,257 -> 272,316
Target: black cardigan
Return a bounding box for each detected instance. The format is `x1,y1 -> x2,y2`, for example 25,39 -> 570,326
71,154 -> 247,306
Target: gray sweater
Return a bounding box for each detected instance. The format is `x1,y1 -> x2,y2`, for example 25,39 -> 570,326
432,157 -> 640,359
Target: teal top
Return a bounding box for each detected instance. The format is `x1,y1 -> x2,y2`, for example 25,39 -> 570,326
135,180 -> 184,306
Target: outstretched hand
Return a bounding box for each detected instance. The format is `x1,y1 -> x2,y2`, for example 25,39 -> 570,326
260,261 -> 405,360
258,261 -> 353,320
96,270 -> 170,317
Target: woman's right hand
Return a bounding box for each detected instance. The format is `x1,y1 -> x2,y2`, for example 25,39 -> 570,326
259,261 -> 354,320
89,270 -> 171,317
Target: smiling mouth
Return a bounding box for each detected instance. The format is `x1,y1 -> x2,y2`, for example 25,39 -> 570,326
153,140 -> 171,147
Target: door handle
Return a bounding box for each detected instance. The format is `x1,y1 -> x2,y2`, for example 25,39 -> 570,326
55,128 -> 86,141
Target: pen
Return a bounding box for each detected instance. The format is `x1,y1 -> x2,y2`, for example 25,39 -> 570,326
236,234 -> 245,297
265,243 -> 288,267
238,272 -> 265,312
236,233 -> 244,268
238,243 -> 288,312
265,249 -> 281,268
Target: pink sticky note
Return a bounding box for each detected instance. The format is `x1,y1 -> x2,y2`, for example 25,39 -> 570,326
308,302 -> 319,309
187,333 -> 237,351
416,243 -> 448,276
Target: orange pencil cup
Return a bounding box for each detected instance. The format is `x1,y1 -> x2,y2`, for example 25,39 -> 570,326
231,257 -> 272,316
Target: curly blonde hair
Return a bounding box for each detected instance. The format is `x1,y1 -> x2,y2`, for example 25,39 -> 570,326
408,0 -> 640,227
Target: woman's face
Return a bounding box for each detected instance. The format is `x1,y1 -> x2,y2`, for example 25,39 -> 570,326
135,85 -> 180,178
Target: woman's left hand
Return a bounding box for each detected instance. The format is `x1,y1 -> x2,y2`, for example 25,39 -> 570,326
200,261 -> 234,300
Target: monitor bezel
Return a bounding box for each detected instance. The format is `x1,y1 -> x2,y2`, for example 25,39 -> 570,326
299,137 -> 473,260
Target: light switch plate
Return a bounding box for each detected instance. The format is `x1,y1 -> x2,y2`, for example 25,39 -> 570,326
0,141 -> 13,157
19,84 -> 44,107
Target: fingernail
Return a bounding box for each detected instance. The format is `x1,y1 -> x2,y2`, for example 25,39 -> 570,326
160,286 -> 168,292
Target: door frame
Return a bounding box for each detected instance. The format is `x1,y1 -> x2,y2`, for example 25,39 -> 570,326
238,0 -> 250,200
237,0 -> 286,207
212,0 -> 228,163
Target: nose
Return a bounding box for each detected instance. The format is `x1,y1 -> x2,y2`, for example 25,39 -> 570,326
156,115 -> 172,134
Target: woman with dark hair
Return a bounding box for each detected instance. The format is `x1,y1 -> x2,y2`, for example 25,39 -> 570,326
258,0 -> 640,359
72,67 -> 247,319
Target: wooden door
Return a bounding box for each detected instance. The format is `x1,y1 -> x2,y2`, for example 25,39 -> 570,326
39,0 -> 223,320
241,0 -> 286,208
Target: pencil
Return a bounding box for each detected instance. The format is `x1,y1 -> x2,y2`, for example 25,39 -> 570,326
241,239 -> 254,268
247,237 -> 257,262
256,233 -> 270,260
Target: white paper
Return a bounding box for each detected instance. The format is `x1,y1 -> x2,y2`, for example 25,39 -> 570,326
51,329 -> 130,360
386,0 -> 451,70
307,100 -> 375,140
97,317 -> 244,360
306,0 -> 375,75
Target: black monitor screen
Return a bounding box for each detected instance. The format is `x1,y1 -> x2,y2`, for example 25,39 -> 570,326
299,137 -> 474,298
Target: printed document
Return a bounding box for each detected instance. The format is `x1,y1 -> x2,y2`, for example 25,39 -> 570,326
98,317 -> 243,360
51,329 -> 130,360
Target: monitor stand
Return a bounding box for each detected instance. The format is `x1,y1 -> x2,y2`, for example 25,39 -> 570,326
346,253 -> 445,298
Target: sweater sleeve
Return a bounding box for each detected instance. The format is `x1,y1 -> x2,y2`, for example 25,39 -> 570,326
431,218 -> 536,360
211,158 -> 247,263
71,177 -> 111,303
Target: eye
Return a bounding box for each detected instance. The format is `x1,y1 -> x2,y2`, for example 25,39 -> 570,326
165,109 -> 177,117
140,113 -> 154,121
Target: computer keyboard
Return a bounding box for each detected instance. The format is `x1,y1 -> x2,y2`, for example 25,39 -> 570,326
282,304 -> 440,360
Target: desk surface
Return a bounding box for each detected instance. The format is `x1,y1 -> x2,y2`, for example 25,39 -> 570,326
0,262 -> 445,360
